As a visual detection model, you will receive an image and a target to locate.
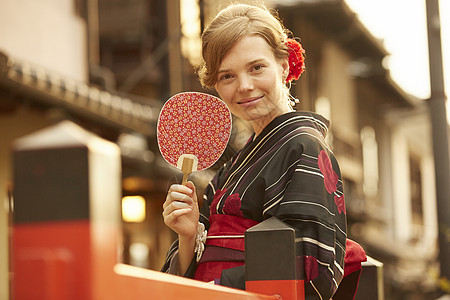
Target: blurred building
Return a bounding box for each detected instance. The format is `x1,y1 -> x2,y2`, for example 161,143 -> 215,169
271,1 -> 440,299
0,0 -> 445,299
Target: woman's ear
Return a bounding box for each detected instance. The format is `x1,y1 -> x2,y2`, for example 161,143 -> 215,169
281,58 -> 289,80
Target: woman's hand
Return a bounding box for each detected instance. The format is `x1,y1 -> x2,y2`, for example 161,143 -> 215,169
163,181 -> 199,274
162,181 -> 199,239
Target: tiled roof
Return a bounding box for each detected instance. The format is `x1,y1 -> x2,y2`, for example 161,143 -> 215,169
0,51 -> 160,137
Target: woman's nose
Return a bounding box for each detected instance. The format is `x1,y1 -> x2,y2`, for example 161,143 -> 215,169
237,75 -> 254,93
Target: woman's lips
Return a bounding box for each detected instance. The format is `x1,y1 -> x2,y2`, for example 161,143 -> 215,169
238,96 -> 263,107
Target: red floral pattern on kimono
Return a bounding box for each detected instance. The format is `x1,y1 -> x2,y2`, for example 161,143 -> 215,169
318,150 -> 338,194
223,193 -> 243,217
210,189 -> 243,217
334,194 -> 346,215
304,256 -> 319,282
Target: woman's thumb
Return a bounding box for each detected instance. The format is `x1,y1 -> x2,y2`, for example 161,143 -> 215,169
185,181 -> 197,200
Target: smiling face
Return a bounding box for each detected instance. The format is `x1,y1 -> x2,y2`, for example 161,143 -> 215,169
214,35 -> 291,136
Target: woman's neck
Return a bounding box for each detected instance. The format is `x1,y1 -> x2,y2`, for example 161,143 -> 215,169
251,105 -> 294,137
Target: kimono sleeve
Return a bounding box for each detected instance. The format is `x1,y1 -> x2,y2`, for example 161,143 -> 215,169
273,149 -> 347,300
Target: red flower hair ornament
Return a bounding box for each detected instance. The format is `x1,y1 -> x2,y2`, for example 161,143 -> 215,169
285,38 -> 306,83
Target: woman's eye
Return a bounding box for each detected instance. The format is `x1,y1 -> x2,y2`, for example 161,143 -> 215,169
252,64 -> 264,72
219,74 -> 232,81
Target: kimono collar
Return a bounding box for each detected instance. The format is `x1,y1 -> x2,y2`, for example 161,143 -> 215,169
251,111 -> 330,142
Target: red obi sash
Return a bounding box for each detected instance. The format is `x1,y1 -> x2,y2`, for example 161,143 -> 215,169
205,214 -> 259,251
194,214 -> 258,282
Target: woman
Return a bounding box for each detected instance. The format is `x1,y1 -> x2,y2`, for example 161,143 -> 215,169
162,3 -> 347,299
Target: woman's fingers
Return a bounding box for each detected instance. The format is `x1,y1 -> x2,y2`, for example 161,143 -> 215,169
184,181 -> 197,203
170,184 -> 194,195
170,191 -> 194,204
162,183 -> 195,223
162,198 -> 195,235
163,184 -> 194,209
162,182 -> 199,237
163,207 -> 193,225
162,200 -> 192,217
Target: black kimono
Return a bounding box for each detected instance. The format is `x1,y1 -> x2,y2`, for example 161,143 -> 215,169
163,111 -> 347,299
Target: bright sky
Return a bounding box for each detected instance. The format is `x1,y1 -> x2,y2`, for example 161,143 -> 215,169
344,0 -> 449,120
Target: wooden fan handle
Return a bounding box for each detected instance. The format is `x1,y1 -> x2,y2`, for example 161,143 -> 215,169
181,156 -> 194,185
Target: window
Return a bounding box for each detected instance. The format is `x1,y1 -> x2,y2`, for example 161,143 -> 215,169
410,154 -> 423,243
360,126 -> 379,198
180,0 -> 202,67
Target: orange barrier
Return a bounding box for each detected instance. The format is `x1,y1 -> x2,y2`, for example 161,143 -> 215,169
12,221 -> 277,300
11,122 -> 278,300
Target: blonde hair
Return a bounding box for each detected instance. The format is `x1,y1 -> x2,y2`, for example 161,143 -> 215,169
197,3 -> 291,89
